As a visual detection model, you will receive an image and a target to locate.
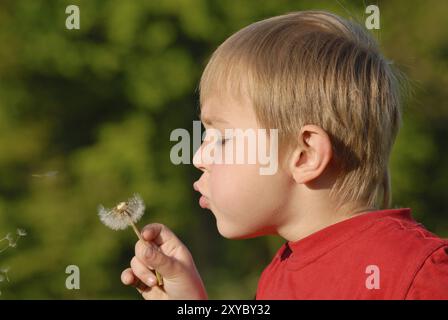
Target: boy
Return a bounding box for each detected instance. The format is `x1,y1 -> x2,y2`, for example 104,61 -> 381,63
120,11 -> 448,299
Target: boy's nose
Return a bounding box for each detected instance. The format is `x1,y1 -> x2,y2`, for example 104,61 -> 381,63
193,181 -> 200,192
193,178 -> 208,198
193,145 -> 207,172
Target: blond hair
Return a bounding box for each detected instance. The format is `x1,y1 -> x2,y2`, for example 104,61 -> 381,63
199,11 -> 404,209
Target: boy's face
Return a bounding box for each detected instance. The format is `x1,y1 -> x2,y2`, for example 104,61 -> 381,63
193,92 -> 292,239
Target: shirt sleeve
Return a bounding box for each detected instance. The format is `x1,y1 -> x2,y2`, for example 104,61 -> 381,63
406,245 -> 448,300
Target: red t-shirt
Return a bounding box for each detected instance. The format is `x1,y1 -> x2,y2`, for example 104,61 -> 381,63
256,208 -> 448,299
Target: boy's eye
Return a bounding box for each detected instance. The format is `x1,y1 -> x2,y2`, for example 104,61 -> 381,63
217,137 -> 230,146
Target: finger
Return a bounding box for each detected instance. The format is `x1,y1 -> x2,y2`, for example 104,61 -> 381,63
135,240 -> 158,270
141,223 -> 182,247
121,268 -> 135,285
130,256 -> 158,287
121,268 -> 149,292
135,240 -> 179,278
135,279 -> 150,293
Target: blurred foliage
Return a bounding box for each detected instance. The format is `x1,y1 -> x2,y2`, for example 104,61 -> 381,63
0,0 -> 447,299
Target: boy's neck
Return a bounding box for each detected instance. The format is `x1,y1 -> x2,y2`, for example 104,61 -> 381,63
277,198 -> 377,242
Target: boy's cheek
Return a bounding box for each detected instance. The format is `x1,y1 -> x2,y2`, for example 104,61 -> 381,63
210,164 -> 270,210
210,163 -> 260,191
208,166 -> 288,238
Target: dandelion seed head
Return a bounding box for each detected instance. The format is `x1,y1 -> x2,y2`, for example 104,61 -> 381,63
126,193 -> 145,222
98,193 -> 145,231
117,202 -> 126,211
98,205 -> 129,230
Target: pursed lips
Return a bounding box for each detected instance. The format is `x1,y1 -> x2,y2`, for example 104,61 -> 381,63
193,181 -> 210,208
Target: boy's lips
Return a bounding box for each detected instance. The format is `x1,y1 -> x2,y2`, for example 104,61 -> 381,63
193,181 -> 210,209
199,195 -> 209,209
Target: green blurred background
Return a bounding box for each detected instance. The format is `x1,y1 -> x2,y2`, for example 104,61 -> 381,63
0,0 -> 447,299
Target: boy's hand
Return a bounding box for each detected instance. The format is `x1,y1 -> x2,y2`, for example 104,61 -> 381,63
121,223 -> 208,300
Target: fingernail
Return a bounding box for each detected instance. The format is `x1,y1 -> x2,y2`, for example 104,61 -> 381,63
148,277 -> 156,286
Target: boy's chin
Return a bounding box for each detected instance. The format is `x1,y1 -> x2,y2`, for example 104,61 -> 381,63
216,221 -> 271,240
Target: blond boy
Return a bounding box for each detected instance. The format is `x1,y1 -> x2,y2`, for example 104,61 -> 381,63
121,11 -> 448,300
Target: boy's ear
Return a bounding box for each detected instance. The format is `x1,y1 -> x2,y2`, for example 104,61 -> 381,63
288,125 -> 333,184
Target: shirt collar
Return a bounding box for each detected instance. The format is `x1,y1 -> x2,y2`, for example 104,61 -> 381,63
281,208 -> 413,270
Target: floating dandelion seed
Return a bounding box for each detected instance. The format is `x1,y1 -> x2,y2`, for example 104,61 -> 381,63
0,233 -> 16,253
16,229 -> 27,237
0,229 -> 25,295
0,228 -> 26,253
98,193 -> 163,286
0,266 -> 10,295
5,233 -> 14,243
31,170 -> 59,178
0,267 -> 10,282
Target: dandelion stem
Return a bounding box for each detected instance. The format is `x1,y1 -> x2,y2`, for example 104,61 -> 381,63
125,214 -> 164,287
128,219 -> 144,242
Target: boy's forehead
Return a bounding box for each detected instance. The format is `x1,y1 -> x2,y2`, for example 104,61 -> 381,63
199,95 -> 232,125
200,92 -> 251,125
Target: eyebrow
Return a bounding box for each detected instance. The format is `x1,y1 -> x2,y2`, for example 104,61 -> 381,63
198,113 -> 230,126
